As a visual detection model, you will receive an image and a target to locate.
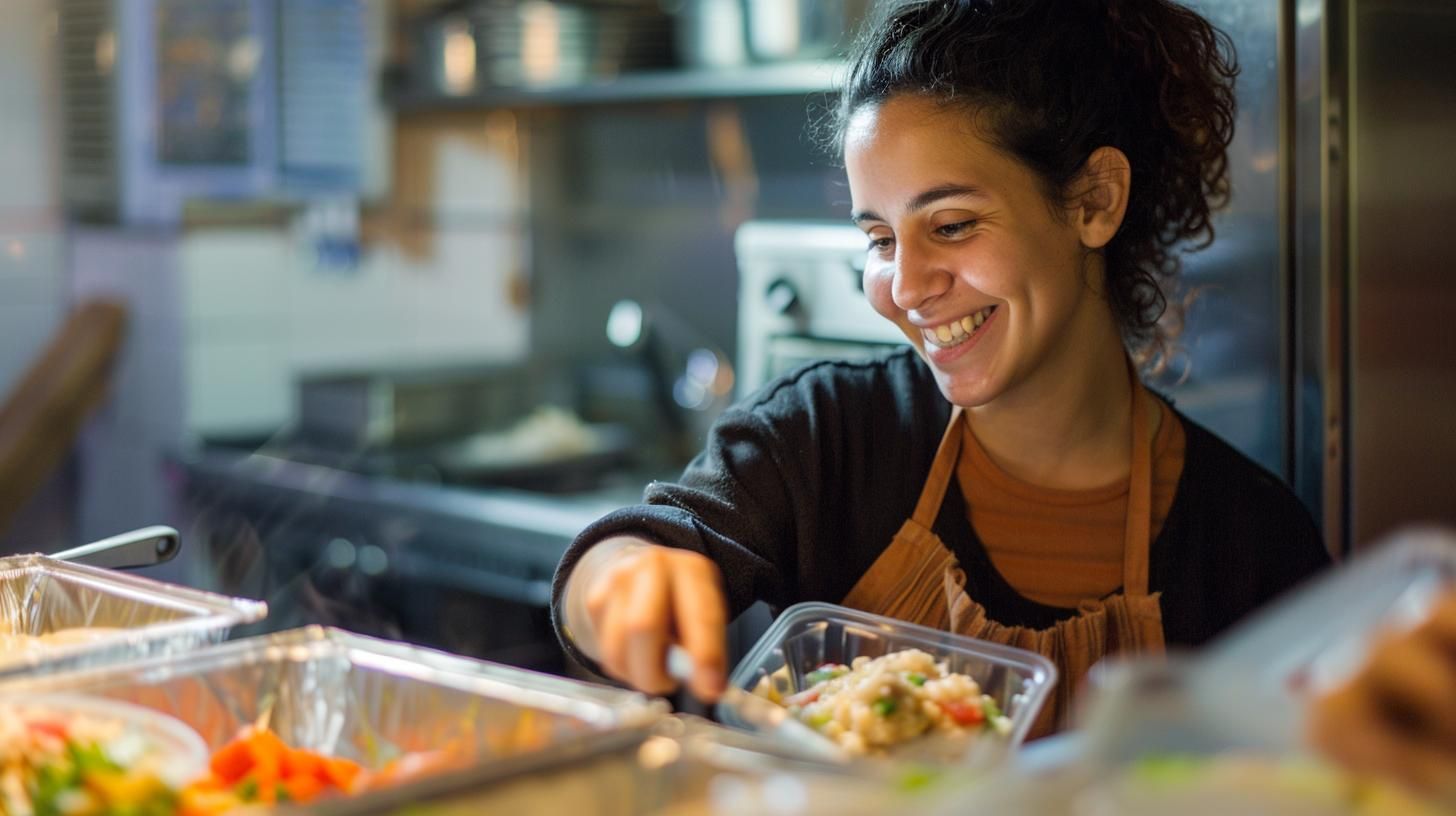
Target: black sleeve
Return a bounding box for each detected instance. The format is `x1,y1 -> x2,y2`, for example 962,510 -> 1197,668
1155,418 -> 1336,647
548,350 -> 946,669
1249,467 -> 1334,606
547,362 -> 850,672
554,402 -> 815,621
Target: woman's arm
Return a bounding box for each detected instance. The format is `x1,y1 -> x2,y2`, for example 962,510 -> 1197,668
551,384 -> 830,698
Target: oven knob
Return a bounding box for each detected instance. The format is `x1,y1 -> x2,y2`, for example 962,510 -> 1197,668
765,278 -> 800,316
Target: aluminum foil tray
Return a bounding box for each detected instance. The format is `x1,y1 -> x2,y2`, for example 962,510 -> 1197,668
0,553 -> 267,679
309,716 -> 937,816
0,626 -> 669,813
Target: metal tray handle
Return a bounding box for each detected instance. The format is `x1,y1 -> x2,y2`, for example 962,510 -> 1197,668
50,525 -> 181,570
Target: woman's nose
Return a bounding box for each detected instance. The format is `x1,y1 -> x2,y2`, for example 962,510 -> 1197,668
890,241 -> 953,312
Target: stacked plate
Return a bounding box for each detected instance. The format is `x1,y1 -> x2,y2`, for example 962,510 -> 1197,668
465,0 -> 677,87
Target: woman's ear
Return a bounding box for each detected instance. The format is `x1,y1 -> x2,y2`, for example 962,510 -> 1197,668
1074,146 -> 1131,250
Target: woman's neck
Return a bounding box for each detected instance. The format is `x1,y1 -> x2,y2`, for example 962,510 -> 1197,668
966,318 -> 1146,491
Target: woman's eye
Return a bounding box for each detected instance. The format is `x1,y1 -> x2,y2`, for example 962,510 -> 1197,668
936,220 -> 977,237
867,236 -> 894,252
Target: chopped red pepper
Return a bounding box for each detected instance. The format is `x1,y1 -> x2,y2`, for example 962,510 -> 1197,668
939,699 -> 986,727
25,719 -> 69,741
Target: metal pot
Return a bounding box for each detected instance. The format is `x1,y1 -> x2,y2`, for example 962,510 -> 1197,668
669,0 -> 749,69
743,0 -> 871,62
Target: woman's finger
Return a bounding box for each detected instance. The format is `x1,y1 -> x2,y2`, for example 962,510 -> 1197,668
595,577 -> 631,684
622,553 -> 675,694
670,552 -> 728,701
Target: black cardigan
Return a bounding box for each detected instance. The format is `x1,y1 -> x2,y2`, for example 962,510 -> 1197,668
551,347 -> 1332,667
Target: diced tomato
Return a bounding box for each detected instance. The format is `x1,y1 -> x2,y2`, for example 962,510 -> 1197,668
283,771 -> 328,803
785,688 -> 821,707
208,737 -> 255,783
320,755 -> 365,792
939,699 -> 985,727
368,749 -> 468,791
25,719 -> 69,740
281,746 -> 325,780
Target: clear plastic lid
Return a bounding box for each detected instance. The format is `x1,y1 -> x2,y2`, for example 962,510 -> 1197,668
1190,526 -> 1456,751
0,554 -> 268,679
717,602 -> 1058,754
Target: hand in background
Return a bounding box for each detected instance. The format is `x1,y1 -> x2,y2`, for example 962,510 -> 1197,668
1308,592 -> 1456,798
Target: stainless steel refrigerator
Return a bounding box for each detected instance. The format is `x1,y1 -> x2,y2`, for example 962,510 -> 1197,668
1162,0 -> 1456,555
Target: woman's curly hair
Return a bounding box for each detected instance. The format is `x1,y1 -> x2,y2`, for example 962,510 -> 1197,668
829,0 -> 1238,369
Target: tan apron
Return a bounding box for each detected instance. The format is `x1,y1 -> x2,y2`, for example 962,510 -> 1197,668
841,377 -> 1165,738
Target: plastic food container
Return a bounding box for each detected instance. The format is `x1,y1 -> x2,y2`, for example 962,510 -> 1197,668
717,602 -> 1058,755
4,693 -> 211,786
0,626 -> 669,814
0,554 -> 268,679
918,527 -> 1456,815
926,658 -> 1446,815
1192,525 -> 1456,750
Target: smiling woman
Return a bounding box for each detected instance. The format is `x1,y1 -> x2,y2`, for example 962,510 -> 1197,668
552,0 -> 1330,737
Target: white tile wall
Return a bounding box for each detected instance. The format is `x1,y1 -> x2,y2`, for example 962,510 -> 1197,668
0,0 -> 63,400
431,129 -> 521,218
68,229 -> 185,542
70,231 -> 186,443
168,112 -> 532,434
0,0 -> 58,215
184,336 -> 292,434
176,220 -> 528,435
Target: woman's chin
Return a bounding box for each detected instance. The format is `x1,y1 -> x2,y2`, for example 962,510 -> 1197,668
934,374 -> 999,410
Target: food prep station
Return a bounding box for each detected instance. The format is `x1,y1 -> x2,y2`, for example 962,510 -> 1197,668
4,528 -> 1455,815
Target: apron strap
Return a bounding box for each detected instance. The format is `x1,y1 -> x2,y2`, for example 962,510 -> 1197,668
910,405 -> 966,529
915,366 -> 1154,594
1122,364 -> 1154,597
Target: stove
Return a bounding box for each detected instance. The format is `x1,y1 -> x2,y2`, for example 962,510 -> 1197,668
735,221 -> 907,394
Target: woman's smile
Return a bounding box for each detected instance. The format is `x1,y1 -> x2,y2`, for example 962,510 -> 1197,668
920,304 -> 998,350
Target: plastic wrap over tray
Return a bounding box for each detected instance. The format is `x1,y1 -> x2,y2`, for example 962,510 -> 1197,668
0,626 -> 670,812
0,554 -> 267,679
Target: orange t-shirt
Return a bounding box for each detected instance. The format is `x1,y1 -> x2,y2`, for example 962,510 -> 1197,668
958,399 -> 1186,609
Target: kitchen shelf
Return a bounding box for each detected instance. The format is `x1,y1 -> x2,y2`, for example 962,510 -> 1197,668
386,60 -> 845,113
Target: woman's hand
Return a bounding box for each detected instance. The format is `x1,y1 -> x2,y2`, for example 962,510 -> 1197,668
1308,592 -> 1456,797
562,536 -> 728,701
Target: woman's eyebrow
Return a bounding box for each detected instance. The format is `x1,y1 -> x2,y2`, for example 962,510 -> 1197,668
851,184 -> 989,224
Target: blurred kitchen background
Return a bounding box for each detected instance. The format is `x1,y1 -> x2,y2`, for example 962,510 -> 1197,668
1,0 -> 1453,677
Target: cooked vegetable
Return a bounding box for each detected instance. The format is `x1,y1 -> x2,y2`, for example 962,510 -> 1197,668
763,649 -> 1013,755
806,665 -> 848,686
0,702 -> 183,816
179,726 -> 364,814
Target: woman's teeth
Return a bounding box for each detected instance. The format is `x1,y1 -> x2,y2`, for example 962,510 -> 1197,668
924,306 -> 996,349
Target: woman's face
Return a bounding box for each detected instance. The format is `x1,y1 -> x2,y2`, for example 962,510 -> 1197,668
845,95 -> 1111,409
